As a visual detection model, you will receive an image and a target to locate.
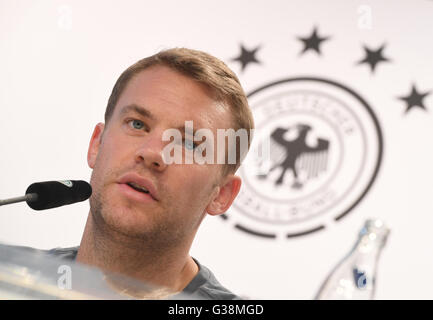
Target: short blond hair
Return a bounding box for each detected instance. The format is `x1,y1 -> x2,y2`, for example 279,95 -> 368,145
104,48 -> 254,174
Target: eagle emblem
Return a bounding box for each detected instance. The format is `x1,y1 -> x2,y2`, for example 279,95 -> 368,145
258,123 -> 330,189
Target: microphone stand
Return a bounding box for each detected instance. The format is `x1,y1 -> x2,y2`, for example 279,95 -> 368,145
0,193 -> 38,207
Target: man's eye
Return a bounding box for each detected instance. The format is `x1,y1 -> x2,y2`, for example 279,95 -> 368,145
129,119 -> 145,130
184,139 -> 197,150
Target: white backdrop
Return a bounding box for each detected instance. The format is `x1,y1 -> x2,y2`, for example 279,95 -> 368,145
0,0 -> 432,299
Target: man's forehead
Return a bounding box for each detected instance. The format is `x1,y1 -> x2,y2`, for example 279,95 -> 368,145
113,66 -> 233,130
117,102 -> 231,132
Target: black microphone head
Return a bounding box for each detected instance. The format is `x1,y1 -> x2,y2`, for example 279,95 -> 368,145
25,180 -> 92,211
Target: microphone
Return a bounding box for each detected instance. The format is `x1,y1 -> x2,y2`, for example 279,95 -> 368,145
0,180 -> 92,211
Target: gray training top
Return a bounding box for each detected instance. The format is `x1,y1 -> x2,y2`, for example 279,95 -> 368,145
46,246 -> 240,300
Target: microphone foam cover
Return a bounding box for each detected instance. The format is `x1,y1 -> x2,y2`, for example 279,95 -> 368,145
25,180 -> 92,211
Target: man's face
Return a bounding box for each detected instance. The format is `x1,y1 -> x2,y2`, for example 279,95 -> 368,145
87,65 -> 235,244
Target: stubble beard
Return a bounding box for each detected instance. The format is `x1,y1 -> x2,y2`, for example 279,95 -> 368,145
88,167 -> 193,251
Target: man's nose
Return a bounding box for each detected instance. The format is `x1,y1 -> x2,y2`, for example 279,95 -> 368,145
134,134 -> 168,172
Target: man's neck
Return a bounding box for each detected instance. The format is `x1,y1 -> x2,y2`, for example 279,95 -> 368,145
76,212 -> 199,297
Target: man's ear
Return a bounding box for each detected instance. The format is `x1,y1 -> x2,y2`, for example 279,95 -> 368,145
206,175 -> 242,216
87,123 -> 105,169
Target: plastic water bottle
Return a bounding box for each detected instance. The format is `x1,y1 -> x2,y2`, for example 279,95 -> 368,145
315,219 -> 390,299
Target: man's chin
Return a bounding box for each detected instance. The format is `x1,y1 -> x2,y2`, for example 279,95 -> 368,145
93,206 -> 169,241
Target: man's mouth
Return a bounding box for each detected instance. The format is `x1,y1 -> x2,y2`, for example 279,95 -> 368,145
117,173 -> 159,202
122,181 -> 158,202
127,182 -> 150,194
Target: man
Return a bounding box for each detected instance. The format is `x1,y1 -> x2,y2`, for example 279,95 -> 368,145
47,48 -> 254,299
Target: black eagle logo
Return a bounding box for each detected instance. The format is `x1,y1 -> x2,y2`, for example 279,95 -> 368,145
257,124 -> 330,189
